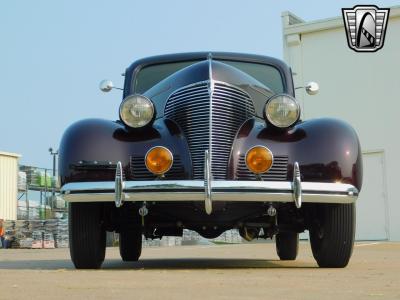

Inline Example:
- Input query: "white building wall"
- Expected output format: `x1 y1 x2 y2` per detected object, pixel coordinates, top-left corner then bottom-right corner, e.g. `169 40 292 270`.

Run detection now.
282 7 400 240
0 151 20 220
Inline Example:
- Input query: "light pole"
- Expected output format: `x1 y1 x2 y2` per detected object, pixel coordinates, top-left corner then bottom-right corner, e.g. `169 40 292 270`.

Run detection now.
48 147 59 206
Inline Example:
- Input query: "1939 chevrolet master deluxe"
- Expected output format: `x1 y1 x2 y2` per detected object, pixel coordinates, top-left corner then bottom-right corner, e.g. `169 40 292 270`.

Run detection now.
59 52 362 269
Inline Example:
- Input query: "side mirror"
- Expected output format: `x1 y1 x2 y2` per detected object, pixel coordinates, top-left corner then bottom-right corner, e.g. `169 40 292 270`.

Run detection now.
305 82 319 95
99 80 114 92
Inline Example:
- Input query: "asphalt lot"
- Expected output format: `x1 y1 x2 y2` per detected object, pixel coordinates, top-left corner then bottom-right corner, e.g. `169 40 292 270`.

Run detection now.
0 242 399 300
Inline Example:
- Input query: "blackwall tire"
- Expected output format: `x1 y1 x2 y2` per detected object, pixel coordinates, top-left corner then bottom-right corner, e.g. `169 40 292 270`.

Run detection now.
119 229 142 261
275 232 299 260
69 202 106 269
309 203 355 268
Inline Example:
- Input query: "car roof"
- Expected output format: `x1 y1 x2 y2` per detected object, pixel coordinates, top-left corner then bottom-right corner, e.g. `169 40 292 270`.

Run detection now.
123 52 293 98
126 52 290 73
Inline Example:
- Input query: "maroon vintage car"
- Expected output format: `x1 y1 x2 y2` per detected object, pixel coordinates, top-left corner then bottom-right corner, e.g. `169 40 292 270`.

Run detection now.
59 52 362 269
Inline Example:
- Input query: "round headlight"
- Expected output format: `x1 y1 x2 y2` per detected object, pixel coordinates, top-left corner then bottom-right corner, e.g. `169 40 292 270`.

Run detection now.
265 94 300 128
119 95 154 128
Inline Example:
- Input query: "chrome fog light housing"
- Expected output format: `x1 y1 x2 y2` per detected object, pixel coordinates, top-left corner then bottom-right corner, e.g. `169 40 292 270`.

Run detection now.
245 145 274 174
145 146 173 175
264 94 300 128
119 94 154 128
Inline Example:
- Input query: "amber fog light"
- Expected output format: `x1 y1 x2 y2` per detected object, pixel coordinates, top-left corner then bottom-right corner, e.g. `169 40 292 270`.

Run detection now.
145 146 173 175
245 146 273 174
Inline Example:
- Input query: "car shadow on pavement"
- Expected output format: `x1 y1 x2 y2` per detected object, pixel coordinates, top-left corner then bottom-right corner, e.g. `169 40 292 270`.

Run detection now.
104 258 318 270
0 258 317 270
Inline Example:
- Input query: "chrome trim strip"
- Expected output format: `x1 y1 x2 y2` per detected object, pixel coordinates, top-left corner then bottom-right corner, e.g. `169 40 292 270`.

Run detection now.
61 180 359 204
207 53 215 94
207 53 214 176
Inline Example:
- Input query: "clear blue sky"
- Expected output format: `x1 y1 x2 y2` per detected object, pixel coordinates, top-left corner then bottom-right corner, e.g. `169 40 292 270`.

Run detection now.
1 0 398 169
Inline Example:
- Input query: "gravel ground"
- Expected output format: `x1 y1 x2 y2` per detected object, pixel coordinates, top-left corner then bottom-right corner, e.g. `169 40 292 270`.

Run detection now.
0 242 399 300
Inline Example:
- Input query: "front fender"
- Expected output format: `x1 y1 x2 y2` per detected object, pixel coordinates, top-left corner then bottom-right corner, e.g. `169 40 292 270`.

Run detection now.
59 118 192 185
230 118 363 191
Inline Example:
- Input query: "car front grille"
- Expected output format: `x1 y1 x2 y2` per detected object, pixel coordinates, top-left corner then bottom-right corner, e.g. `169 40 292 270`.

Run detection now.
164 83 210 179
236 155 289 181
164 81 255 179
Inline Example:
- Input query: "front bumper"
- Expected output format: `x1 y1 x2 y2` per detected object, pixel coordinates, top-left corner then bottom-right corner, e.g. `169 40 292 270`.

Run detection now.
61 160 359 214
61 179 359 211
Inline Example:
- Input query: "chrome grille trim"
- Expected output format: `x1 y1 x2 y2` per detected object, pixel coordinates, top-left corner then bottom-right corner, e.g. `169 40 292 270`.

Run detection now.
164 80 255 179
236 155 289 181
165 82 210 179
208 55 214 180
211 82 255 179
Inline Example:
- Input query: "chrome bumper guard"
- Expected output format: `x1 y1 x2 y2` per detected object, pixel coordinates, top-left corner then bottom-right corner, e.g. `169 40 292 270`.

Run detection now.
61 180 359 213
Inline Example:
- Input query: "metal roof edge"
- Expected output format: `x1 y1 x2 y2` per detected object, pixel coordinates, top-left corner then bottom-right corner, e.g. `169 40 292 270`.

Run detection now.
283 5 400 36
0 151 22 158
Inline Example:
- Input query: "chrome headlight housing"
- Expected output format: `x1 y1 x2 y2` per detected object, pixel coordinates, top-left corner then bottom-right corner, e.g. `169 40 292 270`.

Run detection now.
119 94 154 128
264 94 300 128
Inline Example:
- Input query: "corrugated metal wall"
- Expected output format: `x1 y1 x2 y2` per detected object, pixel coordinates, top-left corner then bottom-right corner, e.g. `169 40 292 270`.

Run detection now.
0 152 20 220
282 8 400 240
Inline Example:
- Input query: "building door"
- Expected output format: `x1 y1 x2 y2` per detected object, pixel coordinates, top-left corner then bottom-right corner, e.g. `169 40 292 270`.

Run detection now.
356 151 389 240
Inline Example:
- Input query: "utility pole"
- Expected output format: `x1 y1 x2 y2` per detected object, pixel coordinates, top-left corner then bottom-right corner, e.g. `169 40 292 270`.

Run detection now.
48 148 59 207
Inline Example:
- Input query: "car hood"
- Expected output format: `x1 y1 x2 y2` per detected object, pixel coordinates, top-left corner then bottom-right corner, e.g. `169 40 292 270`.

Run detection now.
143 59 275 119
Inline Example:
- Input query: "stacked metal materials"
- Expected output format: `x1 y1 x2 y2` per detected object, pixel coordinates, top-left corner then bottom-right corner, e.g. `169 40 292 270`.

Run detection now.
182 229 201 244
53 218 69 248
3 218 241 249
42 219 56 248
18 171 27 191
142 236 161 247
43 233 55 248
142 229 242 247
31 231 43 248
212 229 242 244
30 220 45 249
17 201 40 220
14 220 32 248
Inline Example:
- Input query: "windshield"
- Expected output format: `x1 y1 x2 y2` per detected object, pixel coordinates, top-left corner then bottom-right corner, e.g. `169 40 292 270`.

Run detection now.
134 60 284 94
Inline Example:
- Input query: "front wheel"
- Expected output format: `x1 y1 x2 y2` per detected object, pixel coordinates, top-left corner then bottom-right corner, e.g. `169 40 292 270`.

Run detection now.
309 203 355 268
276 232 299 260
69 202 106 269
119 229 142 261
